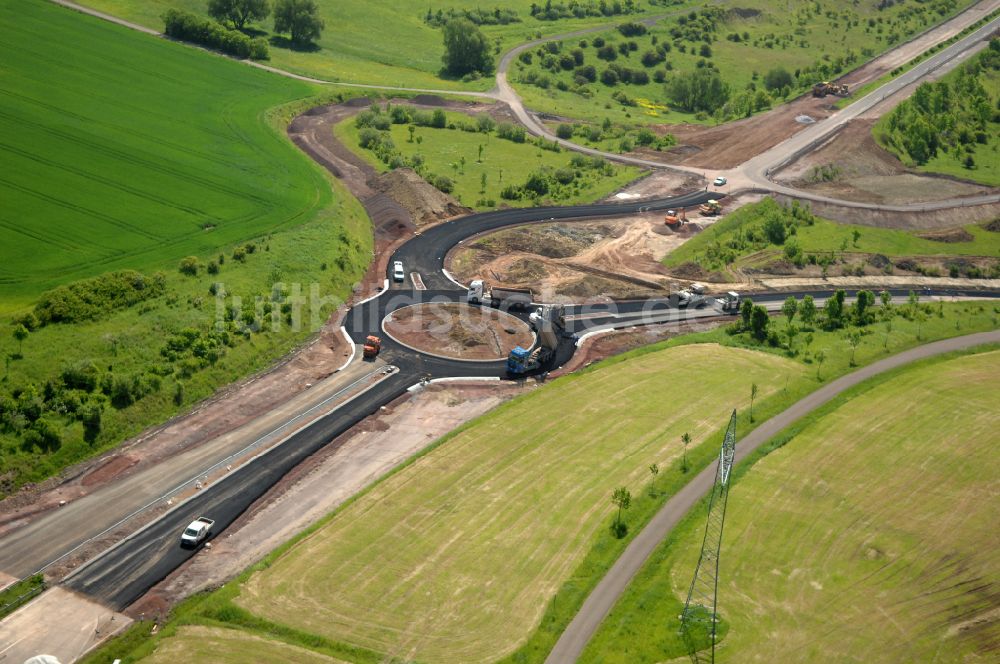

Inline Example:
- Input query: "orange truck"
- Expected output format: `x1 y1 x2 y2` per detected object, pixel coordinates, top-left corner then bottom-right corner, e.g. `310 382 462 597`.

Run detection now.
362 335 381 358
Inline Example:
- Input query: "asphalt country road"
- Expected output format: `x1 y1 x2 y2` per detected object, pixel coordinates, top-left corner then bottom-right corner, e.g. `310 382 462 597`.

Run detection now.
545 328 1000 663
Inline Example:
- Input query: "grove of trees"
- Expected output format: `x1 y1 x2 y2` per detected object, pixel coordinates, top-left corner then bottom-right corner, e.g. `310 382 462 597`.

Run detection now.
442 18 494 77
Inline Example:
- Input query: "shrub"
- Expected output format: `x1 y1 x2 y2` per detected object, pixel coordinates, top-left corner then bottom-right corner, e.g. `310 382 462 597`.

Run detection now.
34 271 165 325
178 256 200 276
162 9 268 60
556 123 575 139
432 175 454 193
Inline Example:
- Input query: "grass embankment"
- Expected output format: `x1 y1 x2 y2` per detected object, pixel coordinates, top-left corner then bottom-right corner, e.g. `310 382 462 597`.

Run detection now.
663 198 1000 280
333 106 640 209
76 0 674 90
875 38 1000 187
512 0 977 126
0 1 372 495
583 348 1000 662
0 574 45 620
84 298 999 664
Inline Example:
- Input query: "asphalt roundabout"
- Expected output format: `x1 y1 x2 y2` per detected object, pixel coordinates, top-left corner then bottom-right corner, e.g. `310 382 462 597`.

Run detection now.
382 302 535 362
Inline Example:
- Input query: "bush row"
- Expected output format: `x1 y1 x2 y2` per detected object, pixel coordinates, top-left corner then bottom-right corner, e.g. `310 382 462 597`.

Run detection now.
163 9 269 60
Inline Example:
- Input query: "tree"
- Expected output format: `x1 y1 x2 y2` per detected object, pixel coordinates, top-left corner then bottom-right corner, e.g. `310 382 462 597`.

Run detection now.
442 18 493 76
845 329 862 366
611 486 632 537
665 68 730 113
750 383 758 422
740 297 754 330
852 228 861 247
750 304 770 341
800 295 817 327
825 289 846 328
648 462 659 496
13 324 28 355
854 290 875 325
763 67 793 91
273 0 323 46
681 432 691 473
208 0 269 30
879 290 892 318
782 296 798 326
762 214 786 244
815 349 826 380
80 402 102 444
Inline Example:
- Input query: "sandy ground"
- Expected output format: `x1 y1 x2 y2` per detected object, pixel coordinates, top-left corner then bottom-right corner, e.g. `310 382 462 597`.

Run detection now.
759 275 1000 290
383 303 535 360
130 382 523 618
447 210 727 301
0 587 131 664
777 119 996 206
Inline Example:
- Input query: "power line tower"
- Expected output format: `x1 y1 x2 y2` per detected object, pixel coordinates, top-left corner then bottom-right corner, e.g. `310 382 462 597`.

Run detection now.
680 410 738 663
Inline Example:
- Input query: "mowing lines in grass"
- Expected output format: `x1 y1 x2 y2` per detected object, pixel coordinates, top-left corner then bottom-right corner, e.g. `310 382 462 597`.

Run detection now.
582 350 1000 663
236 344 803 663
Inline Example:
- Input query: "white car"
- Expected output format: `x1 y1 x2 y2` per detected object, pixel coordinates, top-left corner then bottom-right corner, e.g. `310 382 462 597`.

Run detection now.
392 260 405 282
713 176 727 186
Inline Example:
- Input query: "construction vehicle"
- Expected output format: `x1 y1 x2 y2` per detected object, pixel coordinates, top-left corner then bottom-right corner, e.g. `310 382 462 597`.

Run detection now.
720 291 741 313
670 283 707 308
699 199 722 216
664 207 688 228
362 335 381 359
507 304 565 376
180 517 214 548
812 82 849 98
467 279 533 309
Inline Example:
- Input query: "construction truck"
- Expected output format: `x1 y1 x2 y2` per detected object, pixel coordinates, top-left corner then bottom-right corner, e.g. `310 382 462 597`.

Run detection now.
699 199 722 216
467 279 533 309
507 304 565 376
362 335 381 359
670 283 707 308
812 82 849 98
720 291 741 313
664 208 687 228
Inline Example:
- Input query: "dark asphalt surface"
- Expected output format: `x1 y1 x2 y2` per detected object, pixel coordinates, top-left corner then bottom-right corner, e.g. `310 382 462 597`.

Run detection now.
545 329 1000 663
52 190 1000 612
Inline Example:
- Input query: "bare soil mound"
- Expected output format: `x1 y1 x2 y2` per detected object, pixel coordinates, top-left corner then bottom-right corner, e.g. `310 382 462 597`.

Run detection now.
383 303 534 360
371 168 471 227
919 228 975 243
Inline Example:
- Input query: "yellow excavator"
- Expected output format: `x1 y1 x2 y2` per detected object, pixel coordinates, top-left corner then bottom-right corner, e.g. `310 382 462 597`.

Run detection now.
812 82 849 97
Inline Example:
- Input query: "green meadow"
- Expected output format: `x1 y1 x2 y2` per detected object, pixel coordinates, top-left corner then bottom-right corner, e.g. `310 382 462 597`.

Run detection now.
0 0 338 309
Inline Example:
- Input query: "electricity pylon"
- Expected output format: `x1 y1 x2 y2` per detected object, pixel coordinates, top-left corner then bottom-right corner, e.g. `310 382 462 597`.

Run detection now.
680 410 737 663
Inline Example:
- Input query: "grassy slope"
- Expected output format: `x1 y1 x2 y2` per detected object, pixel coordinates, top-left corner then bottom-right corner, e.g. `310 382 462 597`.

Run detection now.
76 0 675 90
663 198 1000 271
142 625 346 664
234 344 802 663
0 1 372 492
583 349 1000 663
512 0 976 125
0 0 332 307
333 108 640 209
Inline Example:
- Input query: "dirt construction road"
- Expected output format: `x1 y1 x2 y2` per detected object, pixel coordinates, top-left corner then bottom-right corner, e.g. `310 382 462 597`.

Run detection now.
546 328 1000 663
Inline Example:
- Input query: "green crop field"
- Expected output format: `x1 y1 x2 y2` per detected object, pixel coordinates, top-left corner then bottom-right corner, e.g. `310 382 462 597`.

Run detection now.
233 344 801 663
0 0 372 494
0 0 336 308
583 348 1000 662
511 0 976 126
663 198 1000 279
76 0 680 90
333 106 641 209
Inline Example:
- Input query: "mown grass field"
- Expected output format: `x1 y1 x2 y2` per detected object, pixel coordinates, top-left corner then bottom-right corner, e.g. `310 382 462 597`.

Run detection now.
234 344 801 663
512 0 977 125
142 625 346 664
0 0 372 494
0 0 333 308
81 301 1000 664
77 0 678 90
333 107 640 209
583 349 1000 663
